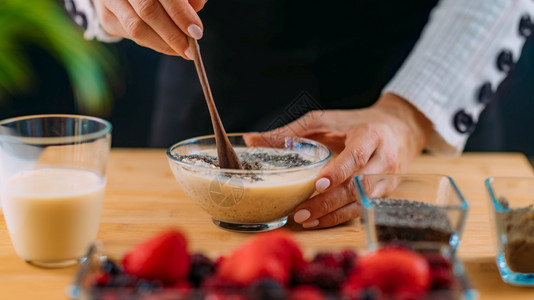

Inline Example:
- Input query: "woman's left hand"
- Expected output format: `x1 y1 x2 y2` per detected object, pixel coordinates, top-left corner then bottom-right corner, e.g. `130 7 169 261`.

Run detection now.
245 93 433 229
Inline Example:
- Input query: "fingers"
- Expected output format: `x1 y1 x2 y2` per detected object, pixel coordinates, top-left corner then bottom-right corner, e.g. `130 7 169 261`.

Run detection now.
98 7 129 37
293 178 359 229
301 130 347 154
243 111 323 148
357 155 400 198
294 146 401 229
357 174 399 199
314 125 380 193
243 129 345 152
293 174 397 230
99 6 178 56
128 0 201 58
98 0 203 58
188 0 207 12
159 0 203 39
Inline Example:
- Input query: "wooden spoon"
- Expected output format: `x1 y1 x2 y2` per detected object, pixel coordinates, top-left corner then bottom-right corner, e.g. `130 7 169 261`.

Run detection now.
187 36 243 169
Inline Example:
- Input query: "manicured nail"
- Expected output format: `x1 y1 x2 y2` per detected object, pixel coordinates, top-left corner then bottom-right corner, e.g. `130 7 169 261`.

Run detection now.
302 219 319 229
188 24 203 40
184 47 193 60
294 209 311 223
315 178 330 192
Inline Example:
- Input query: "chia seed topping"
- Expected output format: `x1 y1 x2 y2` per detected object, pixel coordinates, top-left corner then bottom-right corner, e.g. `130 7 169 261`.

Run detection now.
173 151 313 170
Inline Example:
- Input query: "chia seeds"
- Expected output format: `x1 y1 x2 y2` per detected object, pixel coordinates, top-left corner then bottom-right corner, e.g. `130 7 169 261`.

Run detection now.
173 151 313 170
498 198 534 273
172 149 314 182
239 152 312 169
370 198 454 244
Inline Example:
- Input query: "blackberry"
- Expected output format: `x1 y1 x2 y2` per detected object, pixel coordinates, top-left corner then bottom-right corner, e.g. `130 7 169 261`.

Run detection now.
424 253 452 270
246 278 286 300
312 250 358 276
189 253 216 287
107 273 139 288
102 259 121 275
312 252 344 269
358 288 381 300
136 280 162 293
344 287 381 300
294 263 345 290
430 268 453 290
201 275 240 291
340 250 358 275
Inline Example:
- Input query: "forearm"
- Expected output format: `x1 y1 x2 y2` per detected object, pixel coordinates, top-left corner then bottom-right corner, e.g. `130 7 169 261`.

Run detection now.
384 0 534 154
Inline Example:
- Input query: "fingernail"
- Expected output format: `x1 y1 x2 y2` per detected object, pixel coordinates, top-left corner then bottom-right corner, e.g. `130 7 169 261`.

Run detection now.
188 24 203 40
184 47 193 60
315 178 330 192
302 219 319 229
294 209 311 223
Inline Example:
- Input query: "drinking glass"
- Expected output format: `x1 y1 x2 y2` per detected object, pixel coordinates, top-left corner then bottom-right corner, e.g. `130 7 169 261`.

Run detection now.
0 114 111 268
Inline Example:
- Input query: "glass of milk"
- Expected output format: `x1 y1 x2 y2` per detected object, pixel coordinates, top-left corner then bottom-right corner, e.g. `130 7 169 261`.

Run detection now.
0 114 111 268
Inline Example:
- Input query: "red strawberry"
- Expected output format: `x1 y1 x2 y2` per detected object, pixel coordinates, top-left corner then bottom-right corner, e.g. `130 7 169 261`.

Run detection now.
122 229 190 285
94 273 110 286
290 285 324 300
168 279 194 291
343 247 430 297
217 230 303 286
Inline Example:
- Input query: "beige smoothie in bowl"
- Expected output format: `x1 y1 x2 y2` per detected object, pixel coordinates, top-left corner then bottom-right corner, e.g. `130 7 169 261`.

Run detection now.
167 134 331 232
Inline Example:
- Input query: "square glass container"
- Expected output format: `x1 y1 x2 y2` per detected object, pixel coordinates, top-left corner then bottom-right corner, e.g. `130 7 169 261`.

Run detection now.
355 174 469 251
486 176 534 286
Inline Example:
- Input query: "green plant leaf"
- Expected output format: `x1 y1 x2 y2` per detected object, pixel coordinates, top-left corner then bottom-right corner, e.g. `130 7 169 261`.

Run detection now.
0 0 115 115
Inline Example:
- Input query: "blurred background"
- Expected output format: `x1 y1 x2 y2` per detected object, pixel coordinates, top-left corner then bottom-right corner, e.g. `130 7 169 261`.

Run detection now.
1 0 533 158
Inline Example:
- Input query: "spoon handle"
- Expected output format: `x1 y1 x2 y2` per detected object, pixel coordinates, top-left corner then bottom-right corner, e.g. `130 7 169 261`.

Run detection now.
187 36 242 170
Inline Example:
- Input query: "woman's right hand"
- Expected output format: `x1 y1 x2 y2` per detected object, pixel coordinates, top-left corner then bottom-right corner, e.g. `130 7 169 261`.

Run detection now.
93 0 206 59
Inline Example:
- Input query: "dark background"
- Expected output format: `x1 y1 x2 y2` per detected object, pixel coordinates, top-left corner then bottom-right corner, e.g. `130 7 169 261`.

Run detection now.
1 8 533 155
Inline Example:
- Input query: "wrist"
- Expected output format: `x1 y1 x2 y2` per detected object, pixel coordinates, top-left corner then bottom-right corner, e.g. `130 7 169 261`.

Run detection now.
373 92 433 154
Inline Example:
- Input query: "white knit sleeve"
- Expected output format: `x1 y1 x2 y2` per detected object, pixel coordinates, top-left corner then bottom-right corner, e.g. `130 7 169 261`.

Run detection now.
64 0 122 42
383 0 534 155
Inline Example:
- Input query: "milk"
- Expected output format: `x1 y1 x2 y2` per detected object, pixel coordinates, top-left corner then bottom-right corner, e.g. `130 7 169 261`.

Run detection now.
1 168 105 264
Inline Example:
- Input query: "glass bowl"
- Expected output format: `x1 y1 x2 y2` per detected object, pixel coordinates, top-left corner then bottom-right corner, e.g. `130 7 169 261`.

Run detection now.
166 133 331 232
486 176 534 286
355 174 469 251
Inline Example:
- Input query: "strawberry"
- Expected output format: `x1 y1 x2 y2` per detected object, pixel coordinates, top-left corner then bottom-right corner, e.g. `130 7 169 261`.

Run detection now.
122 229 190 285
290 285 325 300
217 230 303 286
94 273 111 286
343 247 430 297
168 279 194 292
294 261 346 290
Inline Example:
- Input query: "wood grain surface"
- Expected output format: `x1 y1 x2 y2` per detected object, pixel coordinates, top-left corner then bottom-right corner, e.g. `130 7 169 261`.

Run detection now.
1 149 533 299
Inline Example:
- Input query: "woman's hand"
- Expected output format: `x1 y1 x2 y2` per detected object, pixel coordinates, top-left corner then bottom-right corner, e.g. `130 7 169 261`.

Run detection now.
245 93 433 229
93 0 206 58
